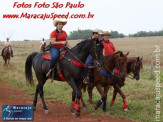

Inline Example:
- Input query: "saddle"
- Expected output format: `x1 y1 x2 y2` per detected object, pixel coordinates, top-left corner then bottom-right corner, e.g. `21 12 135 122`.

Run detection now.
43 47 67 61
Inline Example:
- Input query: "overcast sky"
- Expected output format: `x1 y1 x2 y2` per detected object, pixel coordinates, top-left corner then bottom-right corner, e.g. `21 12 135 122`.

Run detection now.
0 0 163 41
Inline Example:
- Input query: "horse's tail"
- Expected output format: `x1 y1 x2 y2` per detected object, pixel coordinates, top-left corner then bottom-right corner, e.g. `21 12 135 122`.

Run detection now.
25 52 38 86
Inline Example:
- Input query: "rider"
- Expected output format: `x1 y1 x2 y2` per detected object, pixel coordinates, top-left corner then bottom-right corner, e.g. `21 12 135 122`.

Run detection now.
83 29 102 84
1 38 13 57
101 31 116 56
46 19 68 78
40 38 46 51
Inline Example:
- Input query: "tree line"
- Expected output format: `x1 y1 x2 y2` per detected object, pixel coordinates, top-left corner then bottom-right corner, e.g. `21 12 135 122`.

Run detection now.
68 29 163 40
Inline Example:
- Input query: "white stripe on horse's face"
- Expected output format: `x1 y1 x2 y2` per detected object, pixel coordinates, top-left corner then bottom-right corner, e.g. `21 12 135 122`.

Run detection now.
8 47 11 53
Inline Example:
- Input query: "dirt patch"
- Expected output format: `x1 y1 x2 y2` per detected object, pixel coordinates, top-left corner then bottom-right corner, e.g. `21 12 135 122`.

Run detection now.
0 82 134 122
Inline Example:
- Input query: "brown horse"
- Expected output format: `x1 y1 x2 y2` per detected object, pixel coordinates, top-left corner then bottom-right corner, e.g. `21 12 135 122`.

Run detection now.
80 51 129 112
109 57 143 111
86 56 143 111
2 46 12 67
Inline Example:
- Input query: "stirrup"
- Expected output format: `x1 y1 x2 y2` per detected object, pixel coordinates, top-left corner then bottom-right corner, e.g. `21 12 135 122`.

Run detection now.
46 69 52 78
83 77 89 84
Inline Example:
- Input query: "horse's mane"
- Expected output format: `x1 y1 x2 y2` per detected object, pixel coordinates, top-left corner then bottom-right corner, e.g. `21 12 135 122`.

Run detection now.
71 39 94 53
105 51 122 61
71 40 86 52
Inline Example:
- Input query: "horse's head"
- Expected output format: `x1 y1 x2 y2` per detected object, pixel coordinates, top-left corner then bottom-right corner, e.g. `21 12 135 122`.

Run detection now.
89 38 105 67
113 51 129 77
7 45 12 54
132 57 143 80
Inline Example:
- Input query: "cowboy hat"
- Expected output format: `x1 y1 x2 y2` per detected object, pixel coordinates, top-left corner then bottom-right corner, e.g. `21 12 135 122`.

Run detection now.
101 31 111 36
92 29 102 35
53 19 67 27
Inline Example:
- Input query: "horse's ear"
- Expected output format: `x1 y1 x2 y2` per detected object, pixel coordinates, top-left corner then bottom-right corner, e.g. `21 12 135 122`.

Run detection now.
126 51 129 56
140 56 143 60
120 52 123 57
137 57 140 60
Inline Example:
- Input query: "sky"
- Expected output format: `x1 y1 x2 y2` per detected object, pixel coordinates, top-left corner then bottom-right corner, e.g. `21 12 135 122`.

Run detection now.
0 0 163 41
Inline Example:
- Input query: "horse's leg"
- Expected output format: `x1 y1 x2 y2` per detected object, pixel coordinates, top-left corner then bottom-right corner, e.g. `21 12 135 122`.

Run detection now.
114 84 128 111
35 73 49 114
78 84 86 108
102 84 110 112
71 90 76 113
38 82 49 114
110 87 118 106
4 59 7 66
81 94 86 108
33 84 39 111
8 58 10 68
94 83 105 110
68 80 81 117
87 84 94 104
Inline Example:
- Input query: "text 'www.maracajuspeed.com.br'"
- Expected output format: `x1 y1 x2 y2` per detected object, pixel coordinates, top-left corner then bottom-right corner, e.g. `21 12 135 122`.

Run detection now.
3 12 94 20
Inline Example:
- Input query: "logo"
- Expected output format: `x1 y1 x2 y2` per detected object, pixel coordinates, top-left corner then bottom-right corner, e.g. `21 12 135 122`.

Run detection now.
2 105 33 121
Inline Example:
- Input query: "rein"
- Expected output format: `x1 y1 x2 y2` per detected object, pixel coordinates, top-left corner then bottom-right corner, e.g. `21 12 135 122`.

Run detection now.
127 59 138 79
98 55 126 78
64 42 99 68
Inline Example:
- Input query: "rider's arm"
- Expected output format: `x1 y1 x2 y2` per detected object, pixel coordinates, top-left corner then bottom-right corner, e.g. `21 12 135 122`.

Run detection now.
50 38 66 45
103 48 105 56
5 42 7 46
65 40 71 48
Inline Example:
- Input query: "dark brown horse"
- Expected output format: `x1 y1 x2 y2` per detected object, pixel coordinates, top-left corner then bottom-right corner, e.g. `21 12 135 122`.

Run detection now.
109 57 143 111
86 56 143 111
2 45 12 67
80 51 129 112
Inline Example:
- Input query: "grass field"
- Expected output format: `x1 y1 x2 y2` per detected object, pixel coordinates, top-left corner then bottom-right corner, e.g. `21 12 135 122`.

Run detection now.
0 36 163 122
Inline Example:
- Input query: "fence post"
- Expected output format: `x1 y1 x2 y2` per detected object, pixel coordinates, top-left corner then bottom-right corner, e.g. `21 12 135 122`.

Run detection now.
149 54 154 80
32 44 33 51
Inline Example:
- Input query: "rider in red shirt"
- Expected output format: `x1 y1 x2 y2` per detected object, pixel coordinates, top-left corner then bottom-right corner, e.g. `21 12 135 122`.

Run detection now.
46 19 68 78
101 31 116 56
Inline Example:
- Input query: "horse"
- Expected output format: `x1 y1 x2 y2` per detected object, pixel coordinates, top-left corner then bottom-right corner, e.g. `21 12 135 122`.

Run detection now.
41 42 46 52
86 56 143 111
109 57 143 111
25 38 105 117
2 45 12 67
80 51 129 112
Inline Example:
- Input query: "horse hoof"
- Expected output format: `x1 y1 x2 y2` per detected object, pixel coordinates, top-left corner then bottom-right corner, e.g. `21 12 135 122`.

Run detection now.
72 110 80 117
110 104 114 107
88 99 93 104
44 110 49 114
72 112 77 117
33 107 36 111
94 104 98 110
123 108 129 112
82 104 87 108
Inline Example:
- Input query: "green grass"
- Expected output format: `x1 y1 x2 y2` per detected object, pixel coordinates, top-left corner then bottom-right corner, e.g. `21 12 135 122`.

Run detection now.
0 39 163 122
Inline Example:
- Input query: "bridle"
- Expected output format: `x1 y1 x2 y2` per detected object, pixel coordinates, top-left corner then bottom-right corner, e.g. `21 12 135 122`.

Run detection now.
103 54 127 77
64 41 102 68
127 59 141 79
5 46 11 55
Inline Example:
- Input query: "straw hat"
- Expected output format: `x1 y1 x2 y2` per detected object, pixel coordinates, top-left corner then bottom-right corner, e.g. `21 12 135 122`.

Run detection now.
101 31 111 36
53 19 67 27
92 29 102 35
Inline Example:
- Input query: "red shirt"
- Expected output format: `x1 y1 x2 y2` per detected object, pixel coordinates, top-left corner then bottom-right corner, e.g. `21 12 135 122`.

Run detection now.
102 40 116 56
50 30 67 48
